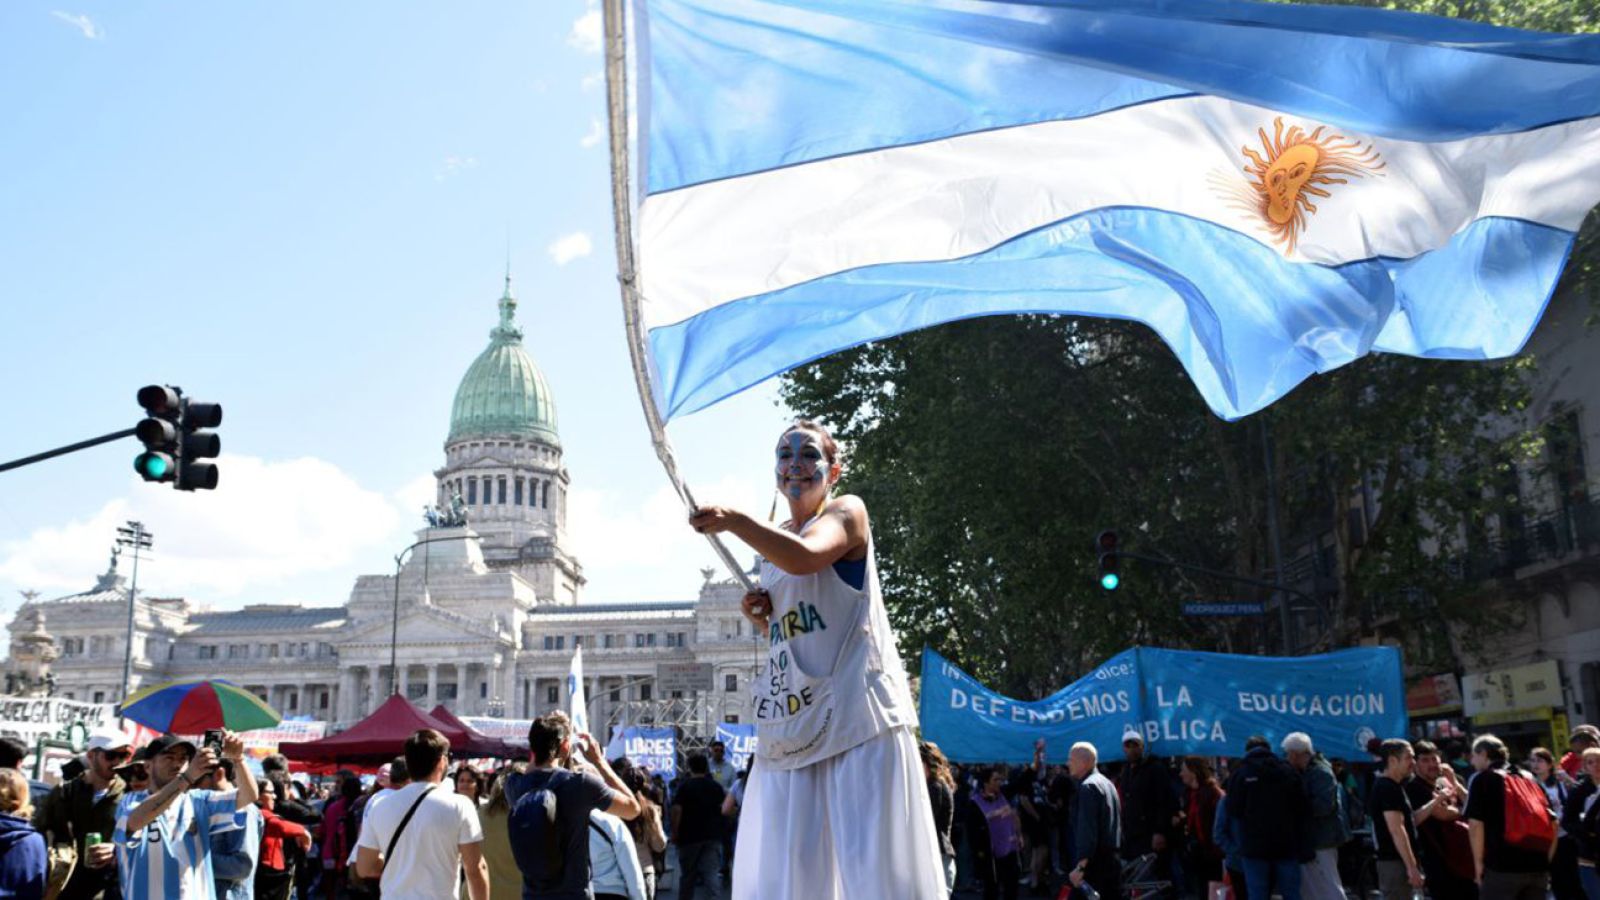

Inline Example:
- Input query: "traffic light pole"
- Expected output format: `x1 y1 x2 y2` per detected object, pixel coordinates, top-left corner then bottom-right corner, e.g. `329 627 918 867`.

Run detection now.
0 428 136 474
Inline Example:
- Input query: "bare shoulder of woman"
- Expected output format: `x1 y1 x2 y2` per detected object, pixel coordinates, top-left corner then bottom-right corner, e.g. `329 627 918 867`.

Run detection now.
827 493 868 519
828 495 870 557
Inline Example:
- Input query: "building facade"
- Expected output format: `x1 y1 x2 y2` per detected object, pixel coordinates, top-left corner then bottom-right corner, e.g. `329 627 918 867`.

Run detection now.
7 277 765 734
1271 285 1600 748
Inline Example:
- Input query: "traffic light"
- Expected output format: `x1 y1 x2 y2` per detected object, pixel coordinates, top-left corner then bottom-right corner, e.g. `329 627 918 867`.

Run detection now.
134 385 180 483
177 399 222 491
1095 529 1121 590
133 385 222 490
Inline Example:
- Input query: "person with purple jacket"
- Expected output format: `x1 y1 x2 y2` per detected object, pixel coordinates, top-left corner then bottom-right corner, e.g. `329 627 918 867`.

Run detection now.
966 767 1022 900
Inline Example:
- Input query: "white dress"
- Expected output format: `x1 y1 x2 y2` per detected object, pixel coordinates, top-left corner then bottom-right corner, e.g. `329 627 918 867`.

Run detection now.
732 521 946 899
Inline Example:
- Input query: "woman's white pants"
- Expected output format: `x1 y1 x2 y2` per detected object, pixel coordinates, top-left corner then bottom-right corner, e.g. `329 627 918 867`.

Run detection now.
731 726 948 899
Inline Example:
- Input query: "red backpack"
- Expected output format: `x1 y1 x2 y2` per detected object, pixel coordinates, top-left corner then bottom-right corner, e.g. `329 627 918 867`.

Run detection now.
1502 768 1556 852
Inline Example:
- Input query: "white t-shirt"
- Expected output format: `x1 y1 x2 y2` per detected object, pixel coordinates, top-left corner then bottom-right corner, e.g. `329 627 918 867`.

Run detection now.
355 781 483 900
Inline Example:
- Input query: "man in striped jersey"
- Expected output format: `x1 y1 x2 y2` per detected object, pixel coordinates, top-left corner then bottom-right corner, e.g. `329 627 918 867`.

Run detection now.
113 732 259 899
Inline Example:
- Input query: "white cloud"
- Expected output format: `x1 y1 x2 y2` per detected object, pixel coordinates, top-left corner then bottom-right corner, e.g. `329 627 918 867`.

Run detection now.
50 11 102 40
434 155 478 182
546 231 593 266
579 118 604 149
581 71 605 93
568 8 602 54
567 476 770 598
0 456 402 600
392 473 440 517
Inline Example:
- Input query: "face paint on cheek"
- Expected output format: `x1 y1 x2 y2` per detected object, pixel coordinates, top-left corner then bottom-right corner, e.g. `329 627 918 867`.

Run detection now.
776 432 826 499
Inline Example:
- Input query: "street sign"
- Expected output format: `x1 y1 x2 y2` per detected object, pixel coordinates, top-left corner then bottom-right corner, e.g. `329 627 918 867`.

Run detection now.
656 662 714 694
1181 602 1265 617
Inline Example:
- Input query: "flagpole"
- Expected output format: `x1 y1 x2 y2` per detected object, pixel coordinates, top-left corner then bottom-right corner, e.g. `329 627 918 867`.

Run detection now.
603 0 756 592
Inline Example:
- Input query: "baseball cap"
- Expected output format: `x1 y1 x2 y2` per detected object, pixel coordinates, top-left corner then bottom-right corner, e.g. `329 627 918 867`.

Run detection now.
85 730 132 754
137 734 197 761
1121 730 1144 746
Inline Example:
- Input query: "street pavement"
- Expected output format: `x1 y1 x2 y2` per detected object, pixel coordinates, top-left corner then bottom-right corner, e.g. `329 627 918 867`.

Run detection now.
650 845 1031 898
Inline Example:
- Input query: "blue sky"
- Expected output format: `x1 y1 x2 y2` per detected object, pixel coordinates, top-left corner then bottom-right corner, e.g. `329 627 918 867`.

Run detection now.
0 1 785 622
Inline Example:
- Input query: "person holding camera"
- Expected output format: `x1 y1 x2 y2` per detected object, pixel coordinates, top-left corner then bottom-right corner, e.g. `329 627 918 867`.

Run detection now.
113 731 259 900
503 712 639 899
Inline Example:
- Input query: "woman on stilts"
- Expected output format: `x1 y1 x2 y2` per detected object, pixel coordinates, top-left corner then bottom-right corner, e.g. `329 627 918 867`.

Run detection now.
689 420 947 900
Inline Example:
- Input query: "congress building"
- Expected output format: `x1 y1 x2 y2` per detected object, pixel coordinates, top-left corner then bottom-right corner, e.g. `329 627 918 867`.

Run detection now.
6 277 763 735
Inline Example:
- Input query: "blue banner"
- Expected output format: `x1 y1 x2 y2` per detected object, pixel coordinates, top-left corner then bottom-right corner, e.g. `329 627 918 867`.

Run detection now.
920 646 1405 763
604 726 677 779
715 723 758 772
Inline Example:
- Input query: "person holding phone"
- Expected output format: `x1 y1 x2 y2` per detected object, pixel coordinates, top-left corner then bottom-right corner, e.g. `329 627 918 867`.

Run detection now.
113 731 259 900
689 420 946 899
502 712 640 900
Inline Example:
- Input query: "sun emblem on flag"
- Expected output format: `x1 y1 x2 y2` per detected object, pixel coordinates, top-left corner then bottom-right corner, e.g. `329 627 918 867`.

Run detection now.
1211 117 1385 254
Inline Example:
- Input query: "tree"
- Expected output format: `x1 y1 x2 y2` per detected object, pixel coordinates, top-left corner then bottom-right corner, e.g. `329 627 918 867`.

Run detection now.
780 0 1593 691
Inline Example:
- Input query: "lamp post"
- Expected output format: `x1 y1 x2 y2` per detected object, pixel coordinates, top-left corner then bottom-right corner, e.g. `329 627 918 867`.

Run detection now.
390 534 471 697
115 521 152 705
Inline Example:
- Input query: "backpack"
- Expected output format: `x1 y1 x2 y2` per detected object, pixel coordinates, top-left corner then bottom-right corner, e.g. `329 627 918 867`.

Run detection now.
1502 768 1556 852
507 771 566 885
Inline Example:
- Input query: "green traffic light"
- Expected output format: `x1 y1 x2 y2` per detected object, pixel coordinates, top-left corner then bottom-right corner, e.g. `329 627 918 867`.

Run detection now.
1100 572 1121 591
135 453 171 479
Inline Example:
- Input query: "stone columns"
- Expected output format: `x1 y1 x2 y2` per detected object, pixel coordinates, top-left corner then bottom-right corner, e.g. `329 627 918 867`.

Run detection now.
427 665 439 707
338 669 356 721
488 654 507 716
398 665 410 701
367 668 381 714
501 661 518 716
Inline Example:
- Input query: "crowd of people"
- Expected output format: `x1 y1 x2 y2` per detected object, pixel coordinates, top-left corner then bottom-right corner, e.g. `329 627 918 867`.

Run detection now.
0 715 759 900
1 714 1597 899
922 725 1600 900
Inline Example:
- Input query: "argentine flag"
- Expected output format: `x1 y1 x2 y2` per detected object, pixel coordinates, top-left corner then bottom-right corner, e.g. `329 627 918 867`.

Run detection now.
627 0 1600 420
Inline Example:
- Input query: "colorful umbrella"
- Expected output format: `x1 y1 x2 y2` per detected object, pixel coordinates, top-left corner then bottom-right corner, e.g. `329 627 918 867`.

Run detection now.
118 678 281 734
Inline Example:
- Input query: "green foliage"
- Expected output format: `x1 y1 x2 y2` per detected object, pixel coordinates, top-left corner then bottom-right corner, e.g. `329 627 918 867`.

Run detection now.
782 317 1537 690
779 0 1594 690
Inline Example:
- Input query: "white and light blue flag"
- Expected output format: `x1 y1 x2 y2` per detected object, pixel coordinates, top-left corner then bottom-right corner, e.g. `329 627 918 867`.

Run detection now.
567 643 589 734
627 0 1600 420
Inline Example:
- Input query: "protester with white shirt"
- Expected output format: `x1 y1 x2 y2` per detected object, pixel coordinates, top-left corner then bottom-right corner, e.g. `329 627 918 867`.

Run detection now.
354 730 487 900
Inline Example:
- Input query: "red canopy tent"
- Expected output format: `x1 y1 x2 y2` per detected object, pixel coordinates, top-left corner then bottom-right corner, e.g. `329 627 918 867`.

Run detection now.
280 695 468 768
428 705 525 760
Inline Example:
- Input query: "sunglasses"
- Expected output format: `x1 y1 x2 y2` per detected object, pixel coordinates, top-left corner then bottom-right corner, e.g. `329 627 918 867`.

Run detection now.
100 748 133 763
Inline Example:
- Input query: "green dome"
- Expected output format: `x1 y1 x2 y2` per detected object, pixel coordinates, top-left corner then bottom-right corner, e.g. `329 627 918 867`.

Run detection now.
448 279 559 445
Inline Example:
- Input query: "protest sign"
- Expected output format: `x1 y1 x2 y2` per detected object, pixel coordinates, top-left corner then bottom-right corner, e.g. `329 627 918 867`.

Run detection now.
605 726 677 779
715 722 757 771
920 646 1404 763
0 697 118 749
460 716 533 748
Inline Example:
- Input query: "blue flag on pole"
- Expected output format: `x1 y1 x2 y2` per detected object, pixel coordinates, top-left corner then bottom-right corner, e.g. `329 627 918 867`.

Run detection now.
627 0 1600 420
919 646 1405 763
